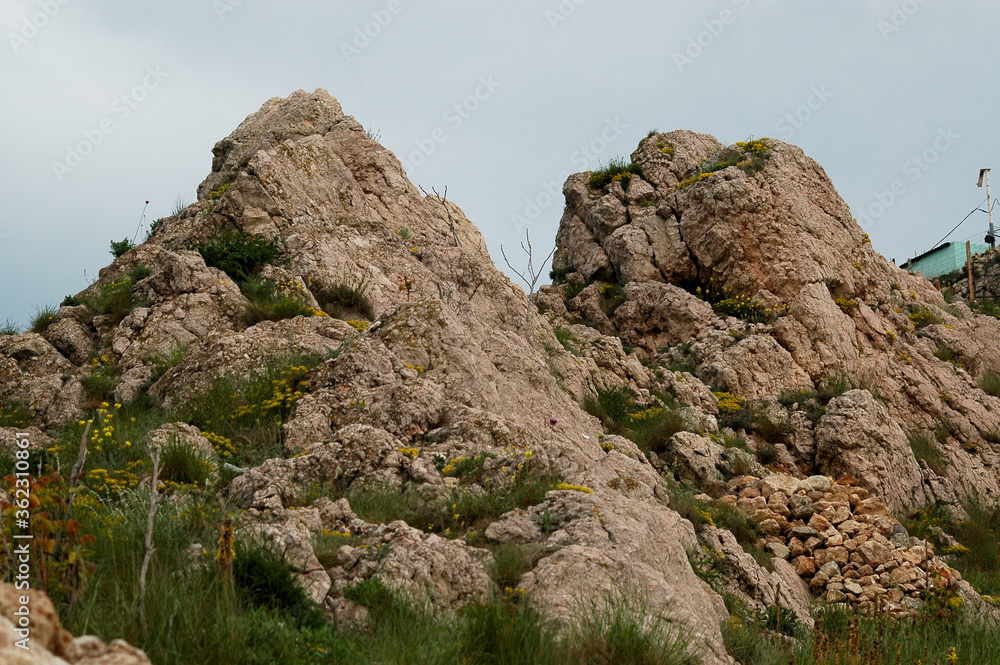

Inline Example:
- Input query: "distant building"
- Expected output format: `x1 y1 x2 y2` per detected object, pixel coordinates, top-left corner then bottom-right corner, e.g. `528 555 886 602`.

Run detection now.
901 242 990 280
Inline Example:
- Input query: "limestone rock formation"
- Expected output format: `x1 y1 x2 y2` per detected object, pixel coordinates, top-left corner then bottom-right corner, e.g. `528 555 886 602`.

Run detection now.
542 129 1000 510
7 90 1000 664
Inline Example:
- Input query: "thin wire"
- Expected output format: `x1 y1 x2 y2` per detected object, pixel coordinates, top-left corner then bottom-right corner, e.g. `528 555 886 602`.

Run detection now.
928 196 988 250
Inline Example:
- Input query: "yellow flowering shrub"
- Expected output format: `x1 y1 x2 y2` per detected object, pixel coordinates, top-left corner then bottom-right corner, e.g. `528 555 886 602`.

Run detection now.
713 392 743 414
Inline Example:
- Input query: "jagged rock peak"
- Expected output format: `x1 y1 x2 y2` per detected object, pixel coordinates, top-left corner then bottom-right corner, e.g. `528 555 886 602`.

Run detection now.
198 89 349 199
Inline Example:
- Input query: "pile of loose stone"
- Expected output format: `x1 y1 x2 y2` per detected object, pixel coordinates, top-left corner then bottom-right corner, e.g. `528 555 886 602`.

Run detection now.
715 473 960 613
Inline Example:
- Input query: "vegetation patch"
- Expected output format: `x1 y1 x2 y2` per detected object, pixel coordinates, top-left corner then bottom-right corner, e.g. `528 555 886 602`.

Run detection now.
30 305 58 334
548 263 574 282
908 431 947 475
978 371 1000 398
110 237 135 258
589 156 645 191
241 277 324 324
692 278 787 323
584 388 690 458
670 486 770 567
597 283 627 316
316 274 375 320
83 265 150 325
158 440 214 489
80 356 121 403
677 138 771 190
553 327 579 356
907 303 944 329
183 354 320 468
346 457 559 540
0 395 34 428
192 229 282 285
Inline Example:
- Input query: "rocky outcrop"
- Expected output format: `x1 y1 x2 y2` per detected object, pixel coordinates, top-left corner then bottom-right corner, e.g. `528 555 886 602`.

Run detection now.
541 129 1000 512
10 90 1000 664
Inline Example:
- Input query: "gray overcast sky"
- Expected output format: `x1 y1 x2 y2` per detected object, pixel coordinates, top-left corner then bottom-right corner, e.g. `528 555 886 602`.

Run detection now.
2 0 998 327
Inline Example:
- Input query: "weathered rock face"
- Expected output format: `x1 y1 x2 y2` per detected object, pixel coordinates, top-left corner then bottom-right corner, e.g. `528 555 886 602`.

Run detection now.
542 129 1000 511
0 583 150 665
814 390 928 514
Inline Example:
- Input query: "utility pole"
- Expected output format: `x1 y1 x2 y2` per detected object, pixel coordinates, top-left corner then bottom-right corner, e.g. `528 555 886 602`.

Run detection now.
978 168 995 248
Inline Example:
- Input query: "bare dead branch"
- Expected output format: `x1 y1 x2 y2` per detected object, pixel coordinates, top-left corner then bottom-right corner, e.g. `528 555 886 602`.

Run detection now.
139 442 162 626
501 230 555 297
420 184 461 247
63 422 91 522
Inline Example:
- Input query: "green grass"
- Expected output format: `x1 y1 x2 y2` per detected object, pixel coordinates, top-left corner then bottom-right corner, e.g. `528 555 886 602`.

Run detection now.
82 264 151 325
583 388 690 458
907 303 945 329
909 431 947 475
979 371 1000 398
460 601 562 665
553 327 579 355
159 440 214 488
146 344 189 383
563 281 587 299
970 298 1000 319
80 359 121 403
668 486 770 567
690 278 785 324
722 593 1000 664
933 344 963 367
317 275 375 320
0 395 34 428
750 413 792 444
948 499 1000 597
589 156 644 190
30 304 58 334
0 318 20 335
232 538 326 629
345 462 560 539
569 591 699 665
488 542 550 591
597 283 627 316
181 353 321 468
240 277 319 324
549 263 574 282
